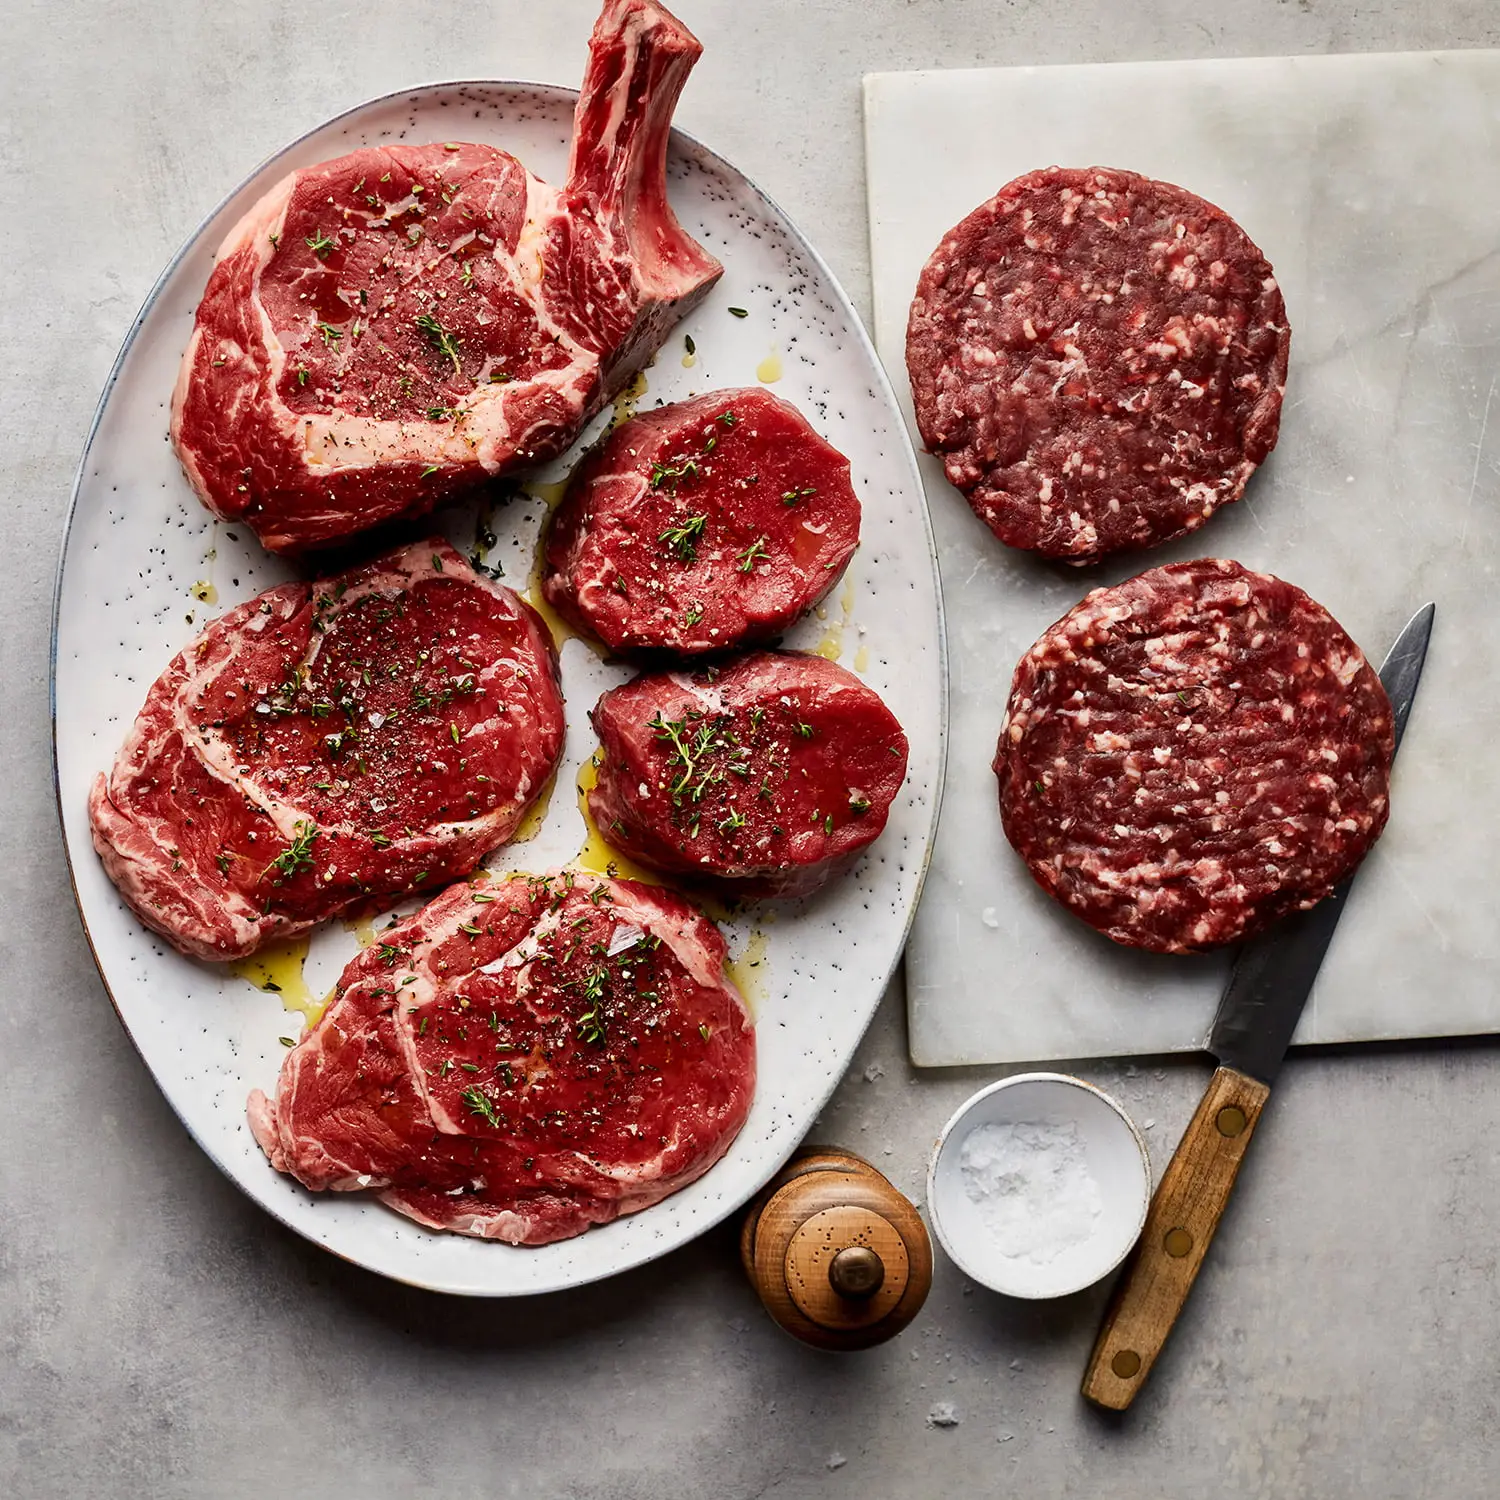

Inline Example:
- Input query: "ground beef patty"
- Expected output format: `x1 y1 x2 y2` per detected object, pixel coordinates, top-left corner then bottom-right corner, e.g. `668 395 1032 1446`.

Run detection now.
907 167 1290 562
994 559 1393 953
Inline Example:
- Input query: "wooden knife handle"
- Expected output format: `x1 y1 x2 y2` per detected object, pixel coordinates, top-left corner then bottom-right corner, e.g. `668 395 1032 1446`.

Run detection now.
1082 1065 1271 1410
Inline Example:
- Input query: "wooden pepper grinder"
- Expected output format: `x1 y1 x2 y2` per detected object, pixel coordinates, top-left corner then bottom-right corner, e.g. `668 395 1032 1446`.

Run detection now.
740 1147 933 1349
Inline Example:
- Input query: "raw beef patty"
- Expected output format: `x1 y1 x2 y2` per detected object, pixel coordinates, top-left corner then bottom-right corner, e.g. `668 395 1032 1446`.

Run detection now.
994 559 1393 952
907 166 1289 563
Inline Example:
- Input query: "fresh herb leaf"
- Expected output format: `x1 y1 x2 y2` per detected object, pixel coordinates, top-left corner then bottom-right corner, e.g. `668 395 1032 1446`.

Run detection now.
659 513 707 565
649 456 700 491
735 536 768 573
413 311 462 375
460 1085 501 1127
267 821 318 882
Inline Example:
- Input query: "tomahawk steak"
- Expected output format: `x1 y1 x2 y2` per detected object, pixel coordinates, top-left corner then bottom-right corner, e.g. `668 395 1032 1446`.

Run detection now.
171 0 723 553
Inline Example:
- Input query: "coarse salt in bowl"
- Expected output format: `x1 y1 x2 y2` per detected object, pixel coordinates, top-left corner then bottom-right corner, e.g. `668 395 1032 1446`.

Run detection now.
926 1073 1151 1299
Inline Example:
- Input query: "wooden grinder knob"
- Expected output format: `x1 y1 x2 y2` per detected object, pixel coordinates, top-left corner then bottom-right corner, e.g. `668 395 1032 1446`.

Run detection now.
740 1147 932 1350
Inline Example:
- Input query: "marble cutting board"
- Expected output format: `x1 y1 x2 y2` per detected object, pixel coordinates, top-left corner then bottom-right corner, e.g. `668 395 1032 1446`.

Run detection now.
864 51 1500 1067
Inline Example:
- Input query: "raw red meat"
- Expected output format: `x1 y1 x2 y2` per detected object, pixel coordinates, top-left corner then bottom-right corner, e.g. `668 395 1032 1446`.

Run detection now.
542 388 861 654
995 559 1393 953
90 540 564 962
907 166 1289 562
171 0 722 554
248 869 755 1245
588 652 909 898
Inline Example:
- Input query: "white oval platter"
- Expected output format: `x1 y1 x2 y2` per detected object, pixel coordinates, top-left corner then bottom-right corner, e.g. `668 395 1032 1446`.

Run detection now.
52 81 945 1296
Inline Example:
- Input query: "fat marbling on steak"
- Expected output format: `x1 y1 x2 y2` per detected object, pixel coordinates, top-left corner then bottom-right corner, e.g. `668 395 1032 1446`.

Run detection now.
171 0 722 554
89 540 564 962
248 869 755 1245
543 388 861 654
907 166 1289 562
994 559 1393 953
589 652 909 898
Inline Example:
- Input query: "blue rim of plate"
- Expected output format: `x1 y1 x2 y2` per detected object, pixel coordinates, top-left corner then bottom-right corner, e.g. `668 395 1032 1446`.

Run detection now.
49 78 949 1295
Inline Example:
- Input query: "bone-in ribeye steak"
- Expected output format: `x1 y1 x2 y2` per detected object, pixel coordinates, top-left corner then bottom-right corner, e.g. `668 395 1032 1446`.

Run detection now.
995 559 1393 953
543 388 861 654
171 0 722 554
89 540 564 962
248 869 755 1244
589 652 910 898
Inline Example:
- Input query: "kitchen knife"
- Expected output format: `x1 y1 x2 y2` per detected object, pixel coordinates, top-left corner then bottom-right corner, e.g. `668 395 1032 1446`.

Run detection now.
1081 602 1435 1411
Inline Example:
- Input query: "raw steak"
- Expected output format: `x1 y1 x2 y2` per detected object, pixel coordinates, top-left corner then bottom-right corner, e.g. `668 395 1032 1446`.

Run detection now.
248 869 755 1245
994 559 1393 953
171 0 722 554
90 540 564 962
543 388 861 654
588 652 909 898
907 166 1289 562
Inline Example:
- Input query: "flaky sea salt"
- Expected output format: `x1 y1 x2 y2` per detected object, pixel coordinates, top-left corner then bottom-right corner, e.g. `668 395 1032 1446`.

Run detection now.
958 1120 1102 1264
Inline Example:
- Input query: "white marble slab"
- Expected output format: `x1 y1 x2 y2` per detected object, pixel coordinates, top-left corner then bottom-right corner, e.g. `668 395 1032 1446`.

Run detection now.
864 51 1500 1066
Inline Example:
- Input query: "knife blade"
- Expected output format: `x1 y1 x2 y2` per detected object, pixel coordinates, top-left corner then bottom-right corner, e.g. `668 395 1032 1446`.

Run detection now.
1207 601 1436 1085
1082 601 1434 1411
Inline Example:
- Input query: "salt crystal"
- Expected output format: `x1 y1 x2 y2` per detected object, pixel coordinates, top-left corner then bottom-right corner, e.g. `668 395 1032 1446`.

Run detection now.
960 1121 1102 1264
826 1452 847 1471
981 906 999 928
927 1402 961 1428
863 1061 885 1082
605 923 643 957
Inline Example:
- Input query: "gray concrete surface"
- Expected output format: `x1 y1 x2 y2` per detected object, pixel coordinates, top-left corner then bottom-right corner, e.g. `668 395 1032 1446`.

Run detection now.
5 2 1500 1496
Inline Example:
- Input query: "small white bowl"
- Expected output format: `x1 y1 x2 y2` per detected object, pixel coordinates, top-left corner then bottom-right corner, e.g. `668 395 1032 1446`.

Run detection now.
926 1073 1151 1300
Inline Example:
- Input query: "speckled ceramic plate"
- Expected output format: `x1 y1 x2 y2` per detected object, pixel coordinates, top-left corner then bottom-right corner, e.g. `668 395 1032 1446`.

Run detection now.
52 82 945 1296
